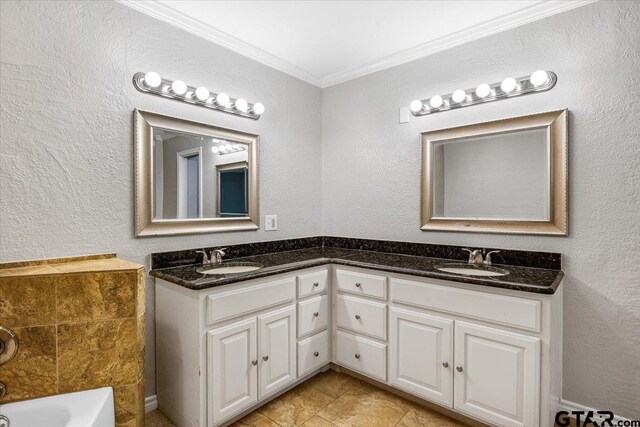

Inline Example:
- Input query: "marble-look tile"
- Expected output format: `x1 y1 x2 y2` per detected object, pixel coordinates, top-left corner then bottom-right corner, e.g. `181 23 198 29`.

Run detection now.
0 264 59 277
231 412 281 427
146 410 175 427
396 403 467 427
136 314 145 382
305 370 360 398
0 326 57 402
57 318 138 391
258 382 335 427
0 253 115 270
56 272 138 323
136 268 145 316
52 258 143 274
299 416 335 427
114 383 138 427
0 276 56 327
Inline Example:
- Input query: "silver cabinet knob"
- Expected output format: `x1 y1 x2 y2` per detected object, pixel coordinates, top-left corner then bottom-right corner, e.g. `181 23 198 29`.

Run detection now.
313 312 319 317
313 351 319 357
355 353 360 359
251 360 258 366
263 355 269 361
442 362 449 368
456 366 463 372
313 282 319 287
355 282 362 288
355 314 361 320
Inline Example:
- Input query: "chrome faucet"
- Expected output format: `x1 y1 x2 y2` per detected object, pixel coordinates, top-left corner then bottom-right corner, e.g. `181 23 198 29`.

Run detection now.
195 248 227 266
462 248 500 266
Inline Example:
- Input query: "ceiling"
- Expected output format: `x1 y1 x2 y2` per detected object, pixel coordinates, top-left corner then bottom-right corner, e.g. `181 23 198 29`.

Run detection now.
120 0 594 88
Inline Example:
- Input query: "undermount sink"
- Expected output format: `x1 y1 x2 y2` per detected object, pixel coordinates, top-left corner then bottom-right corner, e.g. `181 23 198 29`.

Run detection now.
197 262 264 275
437 263 510 277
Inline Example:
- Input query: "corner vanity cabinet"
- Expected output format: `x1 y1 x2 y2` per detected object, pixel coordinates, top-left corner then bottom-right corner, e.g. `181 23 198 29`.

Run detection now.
155 265 561 427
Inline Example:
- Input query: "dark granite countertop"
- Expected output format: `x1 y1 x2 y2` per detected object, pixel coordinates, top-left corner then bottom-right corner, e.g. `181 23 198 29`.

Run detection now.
150 247 563 294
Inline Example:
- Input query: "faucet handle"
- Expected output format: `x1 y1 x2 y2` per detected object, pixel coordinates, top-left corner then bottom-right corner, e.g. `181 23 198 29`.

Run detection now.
212 247 227 255
195 250 210 265
483 250 500 266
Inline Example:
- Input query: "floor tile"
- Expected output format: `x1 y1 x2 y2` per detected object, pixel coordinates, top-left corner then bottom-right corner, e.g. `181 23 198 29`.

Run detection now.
231 412 281 427
305 370 359 398
145 410 175 427
258 382 335 427
396 403 467 427
299 416 335 427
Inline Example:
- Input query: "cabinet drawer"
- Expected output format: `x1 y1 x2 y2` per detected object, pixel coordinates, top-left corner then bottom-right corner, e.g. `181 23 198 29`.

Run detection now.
391 278 541 332
298 330 330 377
207 277 296 325
336 294 387 340
298 295 329 338
336 269 387 300
335 331 386 381
298 269 328 298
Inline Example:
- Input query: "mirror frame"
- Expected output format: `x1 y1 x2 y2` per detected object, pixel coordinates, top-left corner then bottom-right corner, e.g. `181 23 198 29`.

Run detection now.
134 109 259 237
421 109 568 236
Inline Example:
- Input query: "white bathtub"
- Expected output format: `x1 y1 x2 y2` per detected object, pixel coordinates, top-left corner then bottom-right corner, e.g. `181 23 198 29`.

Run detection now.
0 387 114 427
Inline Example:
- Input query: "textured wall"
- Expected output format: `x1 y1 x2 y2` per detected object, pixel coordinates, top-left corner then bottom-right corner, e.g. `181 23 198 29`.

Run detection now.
322 1 640 417
0 1 323 396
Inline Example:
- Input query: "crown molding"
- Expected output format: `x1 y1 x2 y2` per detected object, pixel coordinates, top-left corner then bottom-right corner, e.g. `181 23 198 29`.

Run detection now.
116 0 323 87
320 0 597 87
117 0 596 89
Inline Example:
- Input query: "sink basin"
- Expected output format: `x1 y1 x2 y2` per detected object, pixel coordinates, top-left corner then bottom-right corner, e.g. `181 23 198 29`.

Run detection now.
0 387 115 427
437 263 510 277
197 262 263 275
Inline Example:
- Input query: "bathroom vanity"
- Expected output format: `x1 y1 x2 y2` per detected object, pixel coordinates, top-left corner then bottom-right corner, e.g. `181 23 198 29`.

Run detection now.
151 240 562 427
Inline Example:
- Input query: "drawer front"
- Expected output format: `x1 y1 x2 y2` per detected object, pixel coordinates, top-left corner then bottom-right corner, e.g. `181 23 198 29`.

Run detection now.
335 330 386 381
207 277 296 325
391 278 542 332
298 295 329 338
298 330 330 377
336 269 387 300
298 269 328 298
336 294 387 340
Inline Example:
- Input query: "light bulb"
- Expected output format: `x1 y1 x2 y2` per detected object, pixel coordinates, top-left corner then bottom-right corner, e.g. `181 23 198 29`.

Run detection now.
171 80 187 95
234 98 248 113
409 100 424 113
195 86 210 101
451 89 466 103
530 70 549 87
252 102 265 115
215 92 230 107
233 144 241 150
429 95 444 109
475 83 491 98
211 146 219 154
224 144 233 151
501 77 517 93
144 71 161 88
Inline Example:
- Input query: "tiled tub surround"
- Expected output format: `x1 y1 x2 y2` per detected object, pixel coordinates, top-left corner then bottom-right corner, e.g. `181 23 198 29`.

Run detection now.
150 237 563 294
0 254 145 427
152 238 563 427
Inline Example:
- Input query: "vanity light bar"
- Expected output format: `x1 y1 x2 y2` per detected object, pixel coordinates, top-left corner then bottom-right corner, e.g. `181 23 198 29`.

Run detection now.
211 139 247 155
409 70 557 116
133 71 265 120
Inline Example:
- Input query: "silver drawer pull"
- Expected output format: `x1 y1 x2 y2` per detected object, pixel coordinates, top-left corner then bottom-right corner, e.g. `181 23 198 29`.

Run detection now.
355 314 361 320
456 366 463 372
251 360 258 366
313 351 319 357
313 282 319 287
263 355 269 361
442 362 449 368
355 353 360 359
313 312 319 317
355 282 362 288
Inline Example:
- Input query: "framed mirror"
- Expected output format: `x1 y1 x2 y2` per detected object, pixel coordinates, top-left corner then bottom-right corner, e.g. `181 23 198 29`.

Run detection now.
134 110 259 236
421 109 567 235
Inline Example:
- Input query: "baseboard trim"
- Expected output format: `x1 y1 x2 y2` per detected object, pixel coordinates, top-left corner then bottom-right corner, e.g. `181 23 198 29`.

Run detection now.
558 399 631 424
145 395 158 413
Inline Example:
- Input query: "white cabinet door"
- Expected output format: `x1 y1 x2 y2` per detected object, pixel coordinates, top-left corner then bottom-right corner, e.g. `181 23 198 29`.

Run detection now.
388 307 453 407
454 321 540 427
258 305 297 399
207 318 258 426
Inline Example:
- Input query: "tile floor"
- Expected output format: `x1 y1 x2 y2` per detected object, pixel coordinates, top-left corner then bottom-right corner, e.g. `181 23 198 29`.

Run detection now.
145 370 469 427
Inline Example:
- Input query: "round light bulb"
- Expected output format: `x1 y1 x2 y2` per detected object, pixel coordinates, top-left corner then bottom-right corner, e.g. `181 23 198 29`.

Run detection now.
211 146 219 154
501 77 517 93
233 144 242 150
252 102 265 115
429 95 444 109
171 80 187 95
215 92 230 107
475 83 491 98
409 100 424 113
451 89 466 103
234 98 248 113
195 86 210 101
144 71 161 88
530 70 549 87
224 144 233 151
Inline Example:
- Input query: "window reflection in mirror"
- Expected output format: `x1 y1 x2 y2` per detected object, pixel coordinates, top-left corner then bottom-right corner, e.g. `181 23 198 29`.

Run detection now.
153 129 250 220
